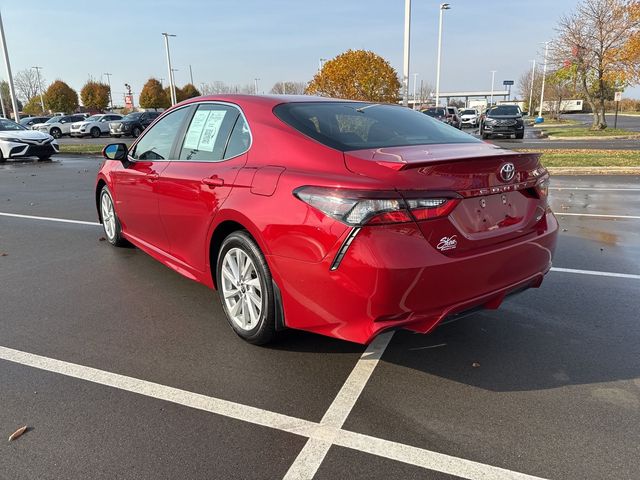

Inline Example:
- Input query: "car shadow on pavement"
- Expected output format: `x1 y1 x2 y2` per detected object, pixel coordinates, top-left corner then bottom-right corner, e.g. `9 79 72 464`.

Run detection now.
381 289 640 393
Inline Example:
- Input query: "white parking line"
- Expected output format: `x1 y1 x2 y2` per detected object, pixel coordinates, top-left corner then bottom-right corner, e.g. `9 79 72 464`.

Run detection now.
551 267 640 280
551 187 640 192
555 212 640 219
283 332 393 480
0 212 100 226
0 344 548 480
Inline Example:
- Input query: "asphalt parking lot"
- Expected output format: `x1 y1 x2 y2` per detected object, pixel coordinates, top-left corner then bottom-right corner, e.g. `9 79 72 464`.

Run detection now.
1 156 639 479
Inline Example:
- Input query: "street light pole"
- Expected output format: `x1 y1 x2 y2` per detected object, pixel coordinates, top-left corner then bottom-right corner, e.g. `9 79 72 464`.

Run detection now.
33 66 45 112
402 0 411 107
189 64 194 85
489 70 496 106
528 60 536 116
318 58 327 72
161 32 177 105
0 11 20 121
254 78 260 95
434 3 450 108
538 41 549 120
103 72 113 110
412 73 418 110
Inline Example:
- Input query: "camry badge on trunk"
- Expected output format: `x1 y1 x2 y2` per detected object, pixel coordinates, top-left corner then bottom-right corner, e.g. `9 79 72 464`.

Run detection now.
500 163 515 182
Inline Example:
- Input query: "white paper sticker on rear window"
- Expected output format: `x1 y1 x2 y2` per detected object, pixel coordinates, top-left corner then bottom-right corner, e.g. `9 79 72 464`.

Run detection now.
183 109 227 152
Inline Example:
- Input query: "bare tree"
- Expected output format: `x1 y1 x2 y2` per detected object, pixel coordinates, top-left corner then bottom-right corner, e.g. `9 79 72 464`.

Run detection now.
551 0 640 129
270 81 307 95
417 82 434 108
518 69 543 115
14 68 45 103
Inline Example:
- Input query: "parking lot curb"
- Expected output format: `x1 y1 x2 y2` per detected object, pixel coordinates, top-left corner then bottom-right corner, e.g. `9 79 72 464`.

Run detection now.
547 166 640 175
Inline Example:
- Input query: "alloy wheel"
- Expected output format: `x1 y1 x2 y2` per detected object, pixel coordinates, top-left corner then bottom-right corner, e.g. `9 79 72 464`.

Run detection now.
221 247 263 331
101 192 116 241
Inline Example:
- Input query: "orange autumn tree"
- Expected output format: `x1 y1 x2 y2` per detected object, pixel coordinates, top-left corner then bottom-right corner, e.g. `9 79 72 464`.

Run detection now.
305 49 401 103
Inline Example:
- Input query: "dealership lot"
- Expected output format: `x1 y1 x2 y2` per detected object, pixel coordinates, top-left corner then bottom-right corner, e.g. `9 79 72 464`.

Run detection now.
1 157 639 479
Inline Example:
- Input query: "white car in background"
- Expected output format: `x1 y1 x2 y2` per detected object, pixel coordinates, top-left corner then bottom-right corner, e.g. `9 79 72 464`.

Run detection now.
459 108 480 128
33 114 87 139
70 114 123 138
0 118 58 162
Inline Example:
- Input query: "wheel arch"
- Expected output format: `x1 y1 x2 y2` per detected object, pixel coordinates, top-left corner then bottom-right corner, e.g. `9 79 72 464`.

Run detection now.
95 177 108 223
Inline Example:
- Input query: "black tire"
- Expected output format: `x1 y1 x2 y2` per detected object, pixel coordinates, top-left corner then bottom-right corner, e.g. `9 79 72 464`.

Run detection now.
0 151 5 163
515 132 524 139
132 126 142 138
216 231 277 345
90 127 101 138
50 127 62 139
99 186 127 247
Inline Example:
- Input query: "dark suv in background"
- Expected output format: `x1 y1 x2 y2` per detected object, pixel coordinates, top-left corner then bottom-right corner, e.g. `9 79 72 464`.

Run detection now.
109 111 160 138
480 105 525 139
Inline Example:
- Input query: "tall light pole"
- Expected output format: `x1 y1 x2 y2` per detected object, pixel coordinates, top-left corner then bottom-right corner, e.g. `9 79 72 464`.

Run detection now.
33 66 45 112
434 3 450 108
538 41 550 119
103 72 113 110
0 11 20 121
318 58 327 72
489 70 497 106
528 60 536 116
162 32 177 105
412 73 419 109
402 0 411 107
254 78 260 95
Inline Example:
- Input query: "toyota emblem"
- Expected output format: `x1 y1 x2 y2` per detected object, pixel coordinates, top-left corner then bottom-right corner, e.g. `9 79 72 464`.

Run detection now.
500 163 515 182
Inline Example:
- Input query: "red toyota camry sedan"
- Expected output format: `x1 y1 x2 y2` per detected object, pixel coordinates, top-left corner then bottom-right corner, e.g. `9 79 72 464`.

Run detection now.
96 95 558 345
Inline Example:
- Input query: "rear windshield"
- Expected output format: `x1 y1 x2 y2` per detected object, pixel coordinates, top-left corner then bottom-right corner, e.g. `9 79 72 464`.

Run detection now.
274 102 479 151
488 105 521 116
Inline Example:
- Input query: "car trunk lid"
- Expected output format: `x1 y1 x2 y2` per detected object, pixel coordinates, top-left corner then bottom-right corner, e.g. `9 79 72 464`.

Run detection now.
344 143 549 254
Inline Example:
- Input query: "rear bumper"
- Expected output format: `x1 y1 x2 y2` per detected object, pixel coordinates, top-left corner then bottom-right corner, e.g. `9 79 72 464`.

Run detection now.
268 210 558 344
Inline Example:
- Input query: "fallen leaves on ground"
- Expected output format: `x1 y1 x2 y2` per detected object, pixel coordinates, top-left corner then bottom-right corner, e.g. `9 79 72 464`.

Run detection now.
472 362 481 368
8 426 28 442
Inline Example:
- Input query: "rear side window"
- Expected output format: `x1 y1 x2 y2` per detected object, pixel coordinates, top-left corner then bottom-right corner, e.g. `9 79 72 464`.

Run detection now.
224 115 251 159
274 102 479 151
178 104 239 162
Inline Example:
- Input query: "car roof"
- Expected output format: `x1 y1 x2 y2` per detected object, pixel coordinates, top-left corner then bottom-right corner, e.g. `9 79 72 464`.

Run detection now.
177 94 364 109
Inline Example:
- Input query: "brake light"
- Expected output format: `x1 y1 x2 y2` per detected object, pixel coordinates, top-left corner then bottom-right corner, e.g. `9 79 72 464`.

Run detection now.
294 187 458 226
406 198 461 220
535 176 550 199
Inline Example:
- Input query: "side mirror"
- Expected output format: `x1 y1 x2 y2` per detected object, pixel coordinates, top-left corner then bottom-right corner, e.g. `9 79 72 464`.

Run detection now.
103 143 128 161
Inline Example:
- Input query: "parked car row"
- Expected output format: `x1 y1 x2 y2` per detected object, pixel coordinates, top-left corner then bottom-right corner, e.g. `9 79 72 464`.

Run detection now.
16 110 161 139
421 104 525 139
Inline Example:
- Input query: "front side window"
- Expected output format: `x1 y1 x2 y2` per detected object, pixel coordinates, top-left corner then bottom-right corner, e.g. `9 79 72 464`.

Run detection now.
131 107 189 161
178 104 239 162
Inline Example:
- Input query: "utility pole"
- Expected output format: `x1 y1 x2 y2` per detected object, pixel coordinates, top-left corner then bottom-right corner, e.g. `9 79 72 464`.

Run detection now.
0 11 20 121
489 70 496 107
162 32 177 105
538 41 549 119
254 78 260 95
103 72 113 110
402 0 411 107
189 64 194 85
33 66 45 112
528 60 536 116
434 3 450 108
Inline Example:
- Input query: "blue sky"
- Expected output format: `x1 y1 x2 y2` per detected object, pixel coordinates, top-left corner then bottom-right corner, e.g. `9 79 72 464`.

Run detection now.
2 0 638 104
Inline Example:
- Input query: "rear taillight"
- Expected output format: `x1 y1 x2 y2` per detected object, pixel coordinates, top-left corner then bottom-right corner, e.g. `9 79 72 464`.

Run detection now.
535 176 550 199
294 186 458 226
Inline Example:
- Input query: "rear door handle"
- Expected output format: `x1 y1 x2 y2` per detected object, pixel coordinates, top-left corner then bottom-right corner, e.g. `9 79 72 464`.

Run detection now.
202 176 224 188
